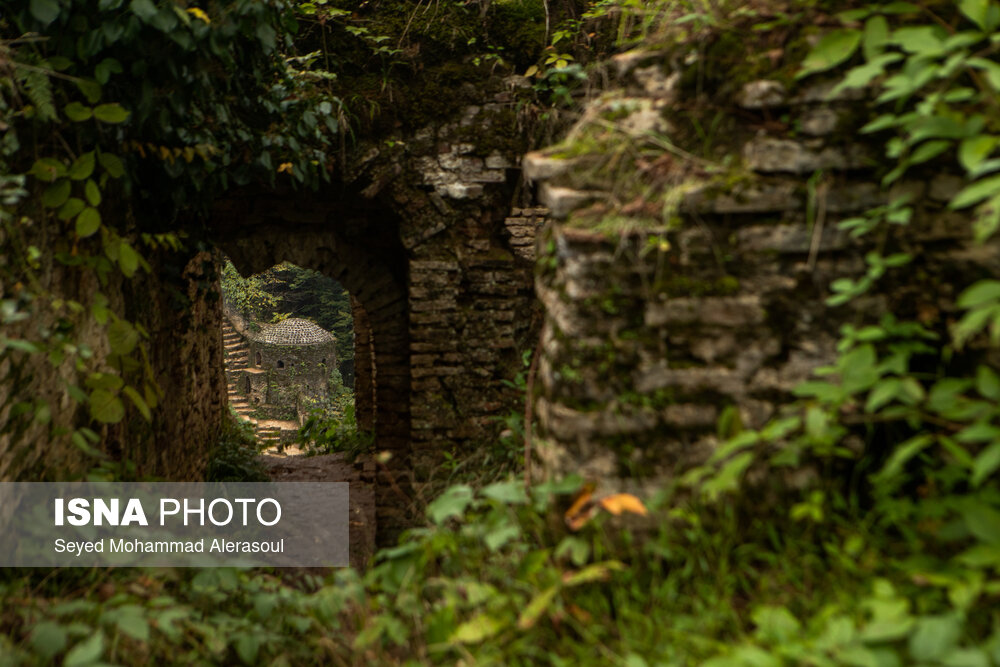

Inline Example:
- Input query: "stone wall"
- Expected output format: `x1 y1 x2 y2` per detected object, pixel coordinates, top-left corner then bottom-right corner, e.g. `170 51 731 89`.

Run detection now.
213 81 546 537
527 51 1000 491
0 242 226 482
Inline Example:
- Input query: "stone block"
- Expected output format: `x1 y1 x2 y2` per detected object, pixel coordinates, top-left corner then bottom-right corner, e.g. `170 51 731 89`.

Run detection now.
522 152 578 181
437 182 484 199
645 296 765 328
540 183 599 218
743 136 871 173
799 107 839 136
737 80 787 109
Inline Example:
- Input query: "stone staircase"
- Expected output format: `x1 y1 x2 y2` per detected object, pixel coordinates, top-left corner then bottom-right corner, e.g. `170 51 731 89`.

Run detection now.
223 322 249 371
223 321 258 430
223 320 302 454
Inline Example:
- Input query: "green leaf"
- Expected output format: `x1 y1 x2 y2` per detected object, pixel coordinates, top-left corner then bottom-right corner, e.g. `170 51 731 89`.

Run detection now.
892 25 947 56
702 451 754 500
961 501 1000 545
957 280 1000 308
481 481 529 504
42 179 71 208
256 22 277 50
834 53 902 94
862 15 889 60
122 386 151 421
68 152 95 180
951 175 1000 209
130 0 157 22
234 633 259 665
76 79 101 104
30 158 66 182
752 606 802 643
908 140 950 166
555 536 590 566
968 57 1000 91
64 102 93 122
449 614 505 644
29 0 61 26
956 422 1000 443
909 615 962 662
76 207 101 237
942 649 991 667
86 372 124 392
797 29 862 79
972 442 1000 487
89 389 125 424
427 484 473 524
563 561 624 586
108 605 150 642
517 586 559 629
108 320 139 355
30 622 68 661
840 344 879 394
959 135 999 174
861 114 900 134
874 435 934 483
93 103 129 123
63 630 104 667
58 197 86 221
84 179 101 206
98 152 125 178
976 365 1000 400
960 0 991 30
94 58 123 85
119 241 140 277
866 378 900 413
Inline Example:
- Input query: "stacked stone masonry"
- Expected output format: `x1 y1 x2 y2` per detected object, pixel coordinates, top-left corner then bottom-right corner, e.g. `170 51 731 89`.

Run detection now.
212 78 545 541
527 52 1000 493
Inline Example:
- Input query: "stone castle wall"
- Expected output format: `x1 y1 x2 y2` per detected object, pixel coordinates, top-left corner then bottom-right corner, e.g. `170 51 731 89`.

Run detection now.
526 51 1000 492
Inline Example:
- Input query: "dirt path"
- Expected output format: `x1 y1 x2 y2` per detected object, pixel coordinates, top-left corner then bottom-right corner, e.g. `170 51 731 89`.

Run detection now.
261 453 376 570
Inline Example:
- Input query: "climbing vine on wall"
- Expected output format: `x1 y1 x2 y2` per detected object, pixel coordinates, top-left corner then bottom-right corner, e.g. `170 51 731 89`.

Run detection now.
678 2 1000 662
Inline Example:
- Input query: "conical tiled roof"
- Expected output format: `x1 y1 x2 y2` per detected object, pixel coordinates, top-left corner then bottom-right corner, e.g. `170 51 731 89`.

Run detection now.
249 318 335 346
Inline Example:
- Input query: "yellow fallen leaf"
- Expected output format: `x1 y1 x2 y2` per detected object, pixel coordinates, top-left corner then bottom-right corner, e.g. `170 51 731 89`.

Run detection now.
277 162 293 174
563 482 597 531
186 7 210 22
598 493 648 517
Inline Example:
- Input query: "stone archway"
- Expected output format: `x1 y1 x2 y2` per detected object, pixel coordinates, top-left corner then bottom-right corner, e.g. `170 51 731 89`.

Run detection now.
213 193 414 537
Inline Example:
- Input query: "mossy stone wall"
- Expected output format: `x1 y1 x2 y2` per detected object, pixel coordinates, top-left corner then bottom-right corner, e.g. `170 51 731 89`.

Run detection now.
529 50 1000 492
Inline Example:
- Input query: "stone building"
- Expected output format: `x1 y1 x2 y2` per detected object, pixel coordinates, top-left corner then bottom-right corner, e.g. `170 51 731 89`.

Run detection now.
232 316 338 422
